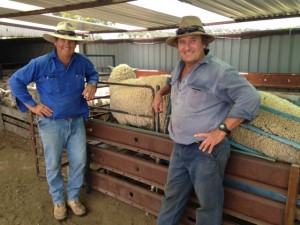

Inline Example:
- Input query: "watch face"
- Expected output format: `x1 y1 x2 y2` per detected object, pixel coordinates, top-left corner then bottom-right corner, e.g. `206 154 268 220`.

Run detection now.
220 124 225 129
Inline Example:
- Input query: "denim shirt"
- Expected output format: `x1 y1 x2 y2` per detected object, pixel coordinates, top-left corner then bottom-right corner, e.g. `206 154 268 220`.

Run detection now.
8 50 99 119
168 52 261 145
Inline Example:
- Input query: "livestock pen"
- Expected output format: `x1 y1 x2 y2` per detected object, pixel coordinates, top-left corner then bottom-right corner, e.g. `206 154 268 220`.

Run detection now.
84 71 300 225
2 71 298 225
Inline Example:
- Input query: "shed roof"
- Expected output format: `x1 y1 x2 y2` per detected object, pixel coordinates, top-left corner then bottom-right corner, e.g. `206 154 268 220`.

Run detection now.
0 0 299 34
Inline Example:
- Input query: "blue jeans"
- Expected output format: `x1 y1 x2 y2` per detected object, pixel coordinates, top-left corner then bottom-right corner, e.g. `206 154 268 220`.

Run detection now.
157 138 230 225
37 116 87 204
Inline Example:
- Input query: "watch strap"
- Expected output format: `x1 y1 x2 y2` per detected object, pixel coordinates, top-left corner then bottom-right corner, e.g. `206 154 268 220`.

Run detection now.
219 123 231 135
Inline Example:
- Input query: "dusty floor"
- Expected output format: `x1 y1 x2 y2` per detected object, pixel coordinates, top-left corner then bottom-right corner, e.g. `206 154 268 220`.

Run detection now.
0 130 157 225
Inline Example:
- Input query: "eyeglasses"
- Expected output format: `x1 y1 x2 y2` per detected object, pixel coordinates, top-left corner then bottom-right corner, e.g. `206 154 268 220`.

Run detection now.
176 25 204 35
55 30 76 37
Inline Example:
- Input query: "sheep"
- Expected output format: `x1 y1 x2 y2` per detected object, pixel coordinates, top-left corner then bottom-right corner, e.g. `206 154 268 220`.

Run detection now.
107 64 171 132
107 65 300 163
231 91 300 164
0 85 40 109
88 86 110 121
0 88 15 108
0 88 10 98
88 86 110 107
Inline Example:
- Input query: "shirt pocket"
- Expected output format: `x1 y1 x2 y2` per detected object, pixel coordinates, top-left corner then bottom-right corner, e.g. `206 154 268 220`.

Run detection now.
185 86 207 112
43 73 66 94
73 74 86 90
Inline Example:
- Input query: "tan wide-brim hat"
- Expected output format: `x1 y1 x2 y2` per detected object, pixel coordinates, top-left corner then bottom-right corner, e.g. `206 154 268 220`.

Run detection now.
43 21 90 43
166 16 215 47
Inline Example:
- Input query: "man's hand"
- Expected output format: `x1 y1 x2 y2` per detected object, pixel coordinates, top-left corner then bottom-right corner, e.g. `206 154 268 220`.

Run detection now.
152 85 171 113
194 129 227 154
26 103 53 118
82 83 97 100
152 92 164 113
195 118 245 154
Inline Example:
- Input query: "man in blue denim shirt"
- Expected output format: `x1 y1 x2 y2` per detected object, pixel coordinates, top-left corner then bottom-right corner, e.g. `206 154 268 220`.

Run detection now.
9 22 99 220
152 16 261 225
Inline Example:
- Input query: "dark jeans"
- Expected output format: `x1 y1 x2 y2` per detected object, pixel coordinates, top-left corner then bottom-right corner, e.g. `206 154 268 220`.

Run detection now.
157 138 230 225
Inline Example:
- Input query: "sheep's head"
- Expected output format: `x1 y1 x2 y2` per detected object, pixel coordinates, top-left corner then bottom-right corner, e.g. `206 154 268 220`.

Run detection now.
108 64 137 82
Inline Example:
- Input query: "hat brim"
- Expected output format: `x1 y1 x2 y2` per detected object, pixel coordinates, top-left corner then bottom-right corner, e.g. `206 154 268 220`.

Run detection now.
166 31 215 47
43 33 90 43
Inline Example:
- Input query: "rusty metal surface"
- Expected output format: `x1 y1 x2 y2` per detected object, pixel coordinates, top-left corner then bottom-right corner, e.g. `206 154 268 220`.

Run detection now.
224 186 285 224
129 70 300 90
90 171 162 216
285 164 300 224
86 120 173 160
225 153 291 189
241 73 300 89
223 209 273 225
134 70 171 78
86 119 300 224
89 145 168 189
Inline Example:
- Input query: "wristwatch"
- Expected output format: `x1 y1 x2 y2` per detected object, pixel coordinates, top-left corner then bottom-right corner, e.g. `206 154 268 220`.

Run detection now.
219 123 231 135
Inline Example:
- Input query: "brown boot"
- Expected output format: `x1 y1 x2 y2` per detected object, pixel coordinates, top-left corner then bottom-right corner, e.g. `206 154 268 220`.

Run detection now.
53 203 67 220
67 200 87 216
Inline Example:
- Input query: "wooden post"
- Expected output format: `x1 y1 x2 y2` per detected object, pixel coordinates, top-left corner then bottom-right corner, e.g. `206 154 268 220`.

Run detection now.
0 106 4 130
28 111 40 176
284 164 300 225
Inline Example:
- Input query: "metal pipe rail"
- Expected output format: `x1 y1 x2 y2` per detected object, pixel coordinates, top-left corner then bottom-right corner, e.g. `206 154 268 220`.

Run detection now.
89 80 158 131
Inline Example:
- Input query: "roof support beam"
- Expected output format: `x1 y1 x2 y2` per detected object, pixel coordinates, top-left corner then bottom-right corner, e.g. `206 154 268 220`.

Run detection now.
0 0 136 18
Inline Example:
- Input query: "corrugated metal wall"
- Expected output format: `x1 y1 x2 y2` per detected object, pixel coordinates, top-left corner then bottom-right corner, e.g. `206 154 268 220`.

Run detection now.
83 33 300 74
0 25 45 38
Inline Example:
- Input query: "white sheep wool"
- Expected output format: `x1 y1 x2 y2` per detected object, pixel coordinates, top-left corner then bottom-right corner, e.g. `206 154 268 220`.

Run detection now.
107 66 300 164
0 86 39 109
108 64 137 82
231 91 300 164
108 64 171 132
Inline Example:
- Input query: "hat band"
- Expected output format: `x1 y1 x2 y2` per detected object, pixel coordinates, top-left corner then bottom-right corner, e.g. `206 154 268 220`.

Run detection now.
55 30 76 37
176 25 205 35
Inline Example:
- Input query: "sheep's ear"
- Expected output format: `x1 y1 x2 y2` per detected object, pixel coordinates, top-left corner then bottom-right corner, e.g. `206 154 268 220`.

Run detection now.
132 67 138 71
108 65 115 70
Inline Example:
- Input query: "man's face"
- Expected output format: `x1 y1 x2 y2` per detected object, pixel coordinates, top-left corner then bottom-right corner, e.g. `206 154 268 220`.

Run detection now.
177 35 206 65
54 38 76 58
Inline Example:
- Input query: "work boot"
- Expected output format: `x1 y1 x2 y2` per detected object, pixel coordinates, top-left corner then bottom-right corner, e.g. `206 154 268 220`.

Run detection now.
53 203 67 220
67 200 87 216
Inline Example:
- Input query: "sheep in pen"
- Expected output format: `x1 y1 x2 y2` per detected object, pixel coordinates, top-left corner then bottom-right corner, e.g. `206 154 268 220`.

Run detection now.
0 78 40 109
107 64 171 133
231 91 300 164
106 64 300 165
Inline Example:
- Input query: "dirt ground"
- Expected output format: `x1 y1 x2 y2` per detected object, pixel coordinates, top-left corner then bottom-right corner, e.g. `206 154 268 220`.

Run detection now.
0 129 157 225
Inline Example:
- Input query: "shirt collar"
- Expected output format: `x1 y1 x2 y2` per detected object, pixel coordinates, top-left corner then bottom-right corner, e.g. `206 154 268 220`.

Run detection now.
50 49 77 61
178 50 212 68
172 50 213 81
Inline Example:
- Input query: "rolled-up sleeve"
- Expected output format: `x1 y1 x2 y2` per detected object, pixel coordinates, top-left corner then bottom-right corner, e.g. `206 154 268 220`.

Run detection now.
8 62 37 112
83 56 99 84
223 69 261 121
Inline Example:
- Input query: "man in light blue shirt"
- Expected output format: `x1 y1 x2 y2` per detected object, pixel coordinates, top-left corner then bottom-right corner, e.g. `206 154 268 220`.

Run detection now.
9 22 99 220
152 16 260 225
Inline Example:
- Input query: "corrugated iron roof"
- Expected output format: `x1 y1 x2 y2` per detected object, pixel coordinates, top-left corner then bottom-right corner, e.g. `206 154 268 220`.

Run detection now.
183 0 300 22
0 0 299 35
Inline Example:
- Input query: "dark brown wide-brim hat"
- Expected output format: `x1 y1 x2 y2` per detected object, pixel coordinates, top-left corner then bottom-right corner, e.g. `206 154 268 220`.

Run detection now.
43 21 90 43
166 16 216 47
